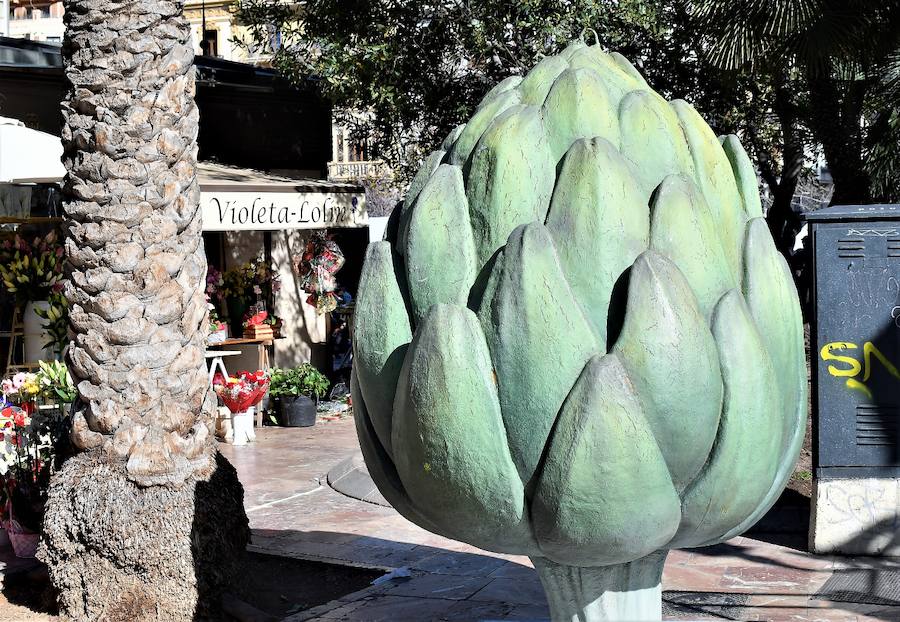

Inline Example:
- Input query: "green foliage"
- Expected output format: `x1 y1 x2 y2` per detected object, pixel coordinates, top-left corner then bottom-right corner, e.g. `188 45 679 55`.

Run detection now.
237 0 900 242
236 0 722 182
268 364 330 399
34 292 69 358
35 360 77 405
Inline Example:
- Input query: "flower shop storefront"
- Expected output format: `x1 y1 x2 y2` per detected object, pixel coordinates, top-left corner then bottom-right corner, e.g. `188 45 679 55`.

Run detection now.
197 163 367 403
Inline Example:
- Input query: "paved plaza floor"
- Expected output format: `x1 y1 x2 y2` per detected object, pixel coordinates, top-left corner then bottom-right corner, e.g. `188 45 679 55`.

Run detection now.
218 418 900 622
0 416 897 621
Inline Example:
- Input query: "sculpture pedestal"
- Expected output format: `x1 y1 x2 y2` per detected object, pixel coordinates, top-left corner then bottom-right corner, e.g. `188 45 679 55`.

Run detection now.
532 551 667 622
810 477 900 555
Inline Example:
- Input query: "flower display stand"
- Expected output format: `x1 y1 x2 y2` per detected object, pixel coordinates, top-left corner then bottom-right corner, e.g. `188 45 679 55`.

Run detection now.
226 407 256 446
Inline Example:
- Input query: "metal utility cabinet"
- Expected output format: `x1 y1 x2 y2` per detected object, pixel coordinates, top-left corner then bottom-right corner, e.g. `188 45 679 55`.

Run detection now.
808 204 900 555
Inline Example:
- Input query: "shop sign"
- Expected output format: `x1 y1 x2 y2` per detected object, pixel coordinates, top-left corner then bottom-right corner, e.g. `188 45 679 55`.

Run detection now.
201 191 367 231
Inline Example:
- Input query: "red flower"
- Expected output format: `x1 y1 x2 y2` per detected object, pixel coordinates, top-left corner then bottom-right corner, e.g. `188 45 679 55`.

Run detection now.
243 311 268 327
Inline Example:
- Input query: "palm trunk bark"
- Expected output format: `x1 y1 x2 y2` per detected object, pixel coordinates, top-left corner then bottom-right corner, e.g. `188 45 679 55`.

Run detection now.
806 65 872 205
39 0 249 619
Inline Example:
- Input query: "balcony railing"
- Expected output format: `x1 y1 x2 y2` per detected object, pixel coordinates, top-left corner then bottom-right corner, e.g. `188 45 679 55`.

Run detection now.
327 160 389 181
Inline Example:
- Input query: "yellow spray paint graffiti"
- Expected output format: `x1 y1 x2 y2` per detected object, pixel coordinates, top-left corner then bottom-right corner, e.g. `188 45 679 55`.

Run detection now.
821 341 900 399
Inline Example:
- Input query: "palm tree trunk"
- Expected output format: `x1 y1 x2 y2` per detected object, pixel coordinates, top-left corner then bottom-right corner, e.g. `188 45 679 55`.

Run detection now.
40 0 249 619
806 66 872 205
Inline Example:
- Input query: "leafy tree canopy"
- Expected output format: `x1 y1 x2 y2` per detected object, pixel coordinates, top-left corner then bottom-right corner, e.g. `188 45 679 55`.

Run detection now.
236 0 897 208
237 1 755 181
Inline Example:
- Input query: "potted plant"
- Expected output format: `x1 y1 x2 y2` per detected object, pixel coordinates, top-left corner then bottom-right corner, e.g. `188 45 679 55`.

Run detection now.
0 233 65 363
269 364 329 427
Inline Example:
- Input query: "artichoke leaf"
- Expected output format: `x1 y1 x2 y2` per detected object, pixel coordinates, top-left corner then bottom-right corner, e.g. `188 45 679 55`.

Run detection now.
532 353 681 566
478 222 600 489
466 105 555 265
671 100 747 280
721 135 763 219
405 164 478 324
402 149 446 211
612 250 723 492
648 175 735 319
543 68 620 161
392 304 538 555
720 219 808 539
742 218 805 428
518 54 569 105
545 137 649 345
449 89 521 166
353 241 412 459
567 46 645 105
477 75 524 111
559 38 587 60
610 52 649 87
441 124 466 151
351 371 444 536
619 90 695 196
670 290 784 548
397 149 446 254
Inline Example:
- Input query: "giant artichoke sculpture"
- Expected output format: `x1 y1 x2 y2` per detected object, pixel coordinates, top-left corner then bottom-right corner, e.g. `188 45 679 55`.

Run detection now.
352 39 805 622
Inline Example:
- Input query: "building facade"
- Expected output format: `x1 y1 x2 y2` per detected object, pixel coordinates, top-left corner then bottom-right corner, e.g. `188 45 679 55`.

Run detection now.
7 1 64 43
183 0 260 63
4 0 268 63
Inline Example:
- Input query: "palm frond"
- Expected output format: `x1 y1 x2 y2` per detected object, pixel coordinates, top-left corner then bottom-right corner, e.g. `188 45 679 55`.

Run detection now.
686 0 899 72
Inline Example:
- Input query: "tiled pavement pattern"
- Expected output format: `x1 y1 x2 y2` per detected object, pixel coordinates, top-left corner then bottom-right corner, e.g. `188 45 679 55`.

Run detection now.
220 420 900 622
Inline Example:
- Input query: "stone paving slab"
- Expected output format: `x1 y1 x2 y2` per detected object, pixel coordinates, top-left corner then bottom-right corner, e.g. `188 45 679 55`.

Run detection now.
220 421 900 622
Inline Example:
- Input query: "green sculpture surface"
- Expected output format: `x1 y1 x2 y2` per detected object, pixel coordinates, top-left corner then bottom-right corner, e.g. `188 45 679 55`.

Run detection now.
352 39 806 622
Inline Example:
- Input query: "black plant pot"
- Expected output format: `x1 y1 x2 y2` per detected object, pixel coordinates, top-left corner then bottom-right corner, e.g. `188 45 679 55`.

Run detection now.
277 395 317 427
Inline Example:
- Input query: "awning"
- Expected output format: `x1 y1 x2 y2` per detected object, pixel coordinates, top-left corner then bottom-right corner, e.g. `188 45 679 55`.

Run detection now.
198 162 368 232
0 116 66 184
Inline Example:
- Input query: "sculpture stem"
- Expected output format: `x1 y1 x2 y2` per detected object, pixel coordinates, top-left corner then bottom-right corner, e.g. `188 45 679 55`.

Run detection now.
531 551 668 622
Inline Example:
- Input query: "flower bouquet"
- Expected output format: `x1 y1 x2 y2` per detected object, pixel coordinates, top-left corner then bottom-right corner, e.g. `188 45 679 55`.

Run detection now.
0 232 65 309
207 304 228 345
1 372 41 411
213 371 269 445
294 232 345 315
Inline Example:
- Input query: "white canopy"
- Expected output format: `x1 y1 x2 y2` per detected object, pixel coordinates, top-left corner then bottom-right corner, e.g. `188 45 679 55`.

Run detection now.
0 116 66 184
